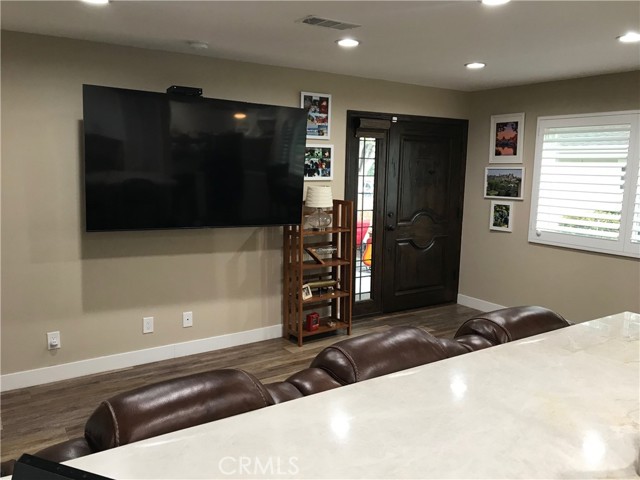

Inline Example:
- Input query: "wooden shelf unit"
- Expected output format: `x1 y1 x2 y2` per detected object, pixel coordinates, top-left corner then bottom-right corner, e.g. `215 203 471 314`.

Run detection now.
283 199 354 346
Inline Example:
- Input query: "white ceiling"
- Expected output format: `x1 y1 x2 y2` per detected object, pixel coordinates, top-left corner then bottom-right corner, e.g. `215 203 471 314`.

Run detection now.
1 1 639 91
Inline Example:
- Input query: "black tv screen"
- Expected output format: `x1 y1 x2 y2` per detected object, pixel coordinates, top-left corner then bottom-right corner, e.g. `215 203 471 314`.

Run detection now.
82 85 306 231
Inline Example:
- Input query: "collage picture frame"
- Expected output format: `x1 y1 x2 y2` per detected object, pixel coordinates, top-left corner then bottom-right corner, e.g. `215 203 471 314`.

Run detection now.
301 92 331 140
304 144 333 180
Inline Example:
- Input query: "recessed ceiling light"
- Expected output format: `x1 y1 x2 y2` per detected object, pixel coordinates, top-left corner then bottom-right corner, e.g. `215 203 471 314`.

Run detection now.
481 0 511 5
617 31 640 43
187 41 209 50
234 113 247 120
465 62 486 70
81 0 109 5
336 38 360 48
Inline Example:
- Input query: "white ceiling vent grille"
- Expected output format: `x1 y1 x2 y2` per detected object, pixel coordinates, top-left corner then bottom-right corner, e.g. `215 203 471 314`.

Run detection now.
299 15 361 31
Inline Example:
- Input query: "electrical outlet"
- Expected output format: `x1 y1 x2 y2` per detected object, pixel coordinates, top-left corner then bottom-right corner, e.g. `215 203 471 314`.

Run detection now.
182 311 193 328
47 331 61 350
143 316 154 334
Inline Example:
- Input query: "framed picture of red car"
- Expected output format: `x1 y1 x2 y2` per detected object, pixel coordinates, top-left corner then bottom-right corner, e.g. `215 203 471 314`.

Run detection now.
489 112 524 164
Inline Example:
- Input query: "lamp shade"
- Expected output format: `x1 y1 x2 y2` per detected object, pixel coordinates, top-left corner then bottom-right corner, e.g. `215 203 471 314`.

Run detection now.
305 186 333 209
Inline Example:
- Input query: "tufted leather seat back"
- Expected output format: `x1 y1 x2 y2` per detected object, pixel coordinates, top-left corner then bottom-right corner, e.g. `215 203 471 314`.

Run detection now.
85 369 273 452
310 326 460 385
454 306 570 345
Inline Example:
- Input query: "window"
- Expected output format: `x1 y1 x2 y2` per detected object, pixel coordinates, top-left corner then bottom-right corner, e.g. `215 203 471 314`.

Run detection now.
529 111 640 258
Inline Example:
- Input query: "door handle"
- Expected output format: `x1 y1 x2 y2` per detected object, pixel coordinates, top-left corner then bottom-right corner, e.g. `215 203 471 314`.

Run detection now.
386 212 395 231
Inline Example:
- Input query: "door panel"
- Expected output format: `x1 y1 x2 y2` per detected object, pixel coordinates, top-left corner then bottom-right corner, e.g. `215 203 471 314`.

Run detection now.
398 138 450 219
382 120 466 312
394 237 446 292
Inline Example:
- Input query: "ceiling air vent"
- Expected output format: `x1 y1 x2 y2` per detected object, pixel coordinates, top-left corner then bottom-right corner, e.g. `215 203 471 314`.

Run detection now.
299 15 361 31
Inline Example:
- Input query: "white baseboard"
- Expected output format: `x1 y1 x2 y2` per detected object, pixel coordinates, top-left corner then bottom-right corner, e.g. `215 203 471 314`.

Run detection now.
0 324 283 392
457 294 505 312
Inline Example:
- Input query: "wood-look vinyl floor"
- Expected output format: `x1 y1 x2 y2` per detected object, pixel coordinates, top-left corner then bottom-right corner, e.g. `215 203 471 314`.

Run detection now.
0 303 478 462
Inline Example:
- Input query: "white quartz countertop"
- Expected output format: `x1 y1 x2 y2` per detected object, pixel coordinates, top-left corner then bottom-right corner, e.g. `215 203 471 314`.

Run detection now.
37 312 640 479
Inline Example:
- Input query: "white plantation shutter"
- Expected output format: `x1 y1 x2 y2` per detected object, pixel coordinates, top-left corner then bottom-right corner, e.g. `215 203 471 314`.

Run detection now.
632 165 640 244
530 111 640 258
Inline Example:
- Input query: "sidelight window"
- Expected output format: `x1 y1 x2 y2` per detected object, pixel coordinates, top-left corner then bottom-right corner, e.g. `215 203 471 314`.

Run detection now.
355 137 376 301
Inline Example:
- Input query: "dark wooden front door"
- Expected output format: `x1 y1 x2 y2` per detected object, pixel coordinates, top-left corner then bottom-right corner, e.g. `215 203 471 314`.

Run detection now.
347 112 467 316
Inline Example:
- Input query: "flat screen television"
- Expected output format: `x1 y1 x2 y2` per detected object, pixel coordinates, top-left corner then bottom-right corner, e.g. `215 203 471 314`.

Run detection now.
82 85 306 231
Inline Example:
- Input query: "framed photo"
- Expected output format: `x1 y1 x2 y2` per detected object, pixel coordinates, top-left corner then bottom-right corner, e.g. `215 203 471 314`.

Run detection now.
490 201 513 232
489 113 524 164
301 92 331 139
301 284 313 300
304 144 334 180
484 167 524 200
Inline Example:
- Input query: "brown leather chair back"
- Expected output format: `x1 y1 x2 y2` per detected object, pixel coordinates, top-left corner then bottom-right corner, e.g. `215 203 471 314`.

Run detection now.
33 437 94 464
454 306 570 345
85 369 273 452
284 367 343 395
310 326 456 385
265 381 304 403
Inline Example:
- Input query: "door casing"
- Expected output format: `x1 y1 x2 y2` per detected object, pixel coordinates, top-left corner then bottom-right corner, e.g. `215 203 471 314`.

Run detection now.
345 110 468 318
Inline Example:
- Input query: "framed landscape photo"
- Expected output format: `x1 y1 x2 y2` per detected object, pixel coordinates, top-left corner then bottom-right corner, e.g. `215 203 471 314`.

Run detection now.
490 201 513 232
484 167 524 200
301 92 331 139
304 144 333 180
489 113 524 164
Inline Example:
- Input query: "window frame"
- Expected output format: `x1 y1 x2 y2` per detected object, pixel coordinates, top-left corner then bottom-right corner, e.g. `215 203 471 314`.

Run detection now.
528 110 640 259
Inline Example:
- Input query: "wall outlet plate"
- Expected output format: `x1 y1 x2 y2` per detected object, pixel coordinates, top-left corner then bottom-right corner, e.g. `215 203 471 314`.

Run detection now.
143 316 154 334
182 311 193 328
47 331 61 350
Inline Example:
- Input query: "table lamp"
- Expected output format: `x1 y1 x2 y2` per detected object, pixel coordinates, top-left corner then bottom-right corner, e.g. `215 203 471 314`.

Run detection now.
305 186 333 230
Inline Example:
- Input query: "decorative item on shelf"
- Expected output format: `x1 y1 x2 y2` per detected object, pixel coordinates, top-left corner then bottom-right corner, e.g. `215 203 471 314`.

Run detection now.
305 245 337 264
306 312 320 331
301 284 313 300
306 279 338 295
305 186 333 231
306 279 338 289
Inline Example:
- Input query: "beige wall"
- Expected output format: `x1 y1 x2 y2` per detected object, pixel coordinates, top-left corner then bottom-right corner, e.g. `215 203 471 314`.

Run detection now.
460 71 640 322
1 31 469 374
3 31 638 377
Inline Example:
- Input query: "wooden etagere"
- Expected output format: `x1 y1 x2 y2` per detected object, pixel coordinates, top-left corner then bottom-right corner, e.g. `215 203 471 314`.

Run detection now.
283 199 354 346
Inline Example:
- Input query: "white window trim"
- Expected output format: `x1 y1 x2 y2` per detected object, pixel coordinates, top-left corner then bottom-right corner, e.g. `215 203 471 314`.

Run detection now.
528 110 640 259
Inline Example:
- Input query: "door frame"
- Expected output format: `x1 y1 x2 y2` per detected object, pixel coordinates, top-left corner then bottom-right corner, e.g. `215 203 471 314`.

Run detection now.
345 110 468 318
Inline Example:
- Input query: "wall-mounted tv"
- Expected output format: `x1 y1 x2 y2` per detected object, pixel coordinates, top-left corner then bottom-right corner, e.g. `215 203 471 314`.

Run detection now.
83 85 306 231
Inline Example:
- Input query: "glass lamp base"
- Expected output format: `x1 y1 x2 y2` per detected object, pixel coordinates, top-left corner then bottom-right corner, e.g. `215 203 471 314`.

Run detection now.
308 208 332 230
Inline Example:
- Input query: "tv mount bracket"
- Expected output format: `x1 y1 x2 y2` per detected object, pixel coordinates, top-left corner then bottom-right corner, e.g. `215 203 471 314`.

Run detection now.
166 85 202 97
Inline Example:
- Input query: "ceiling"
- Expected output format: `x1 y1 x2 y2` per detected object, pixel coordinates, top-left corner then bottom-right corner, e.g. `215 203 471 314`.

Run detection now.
1 1 639 92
